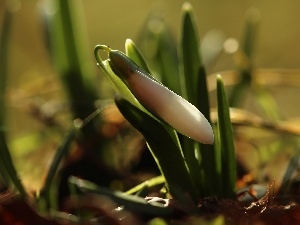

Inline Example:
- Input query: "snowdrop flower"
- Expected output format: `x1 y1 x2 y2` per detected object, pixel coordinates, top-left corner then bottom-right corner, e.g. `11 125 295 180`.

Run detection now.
105 47 214 144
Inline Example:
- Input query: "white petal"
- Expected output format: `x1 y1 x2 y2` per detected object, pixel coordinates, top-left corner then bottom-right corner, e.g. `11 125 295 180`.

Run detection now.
127 71 214 144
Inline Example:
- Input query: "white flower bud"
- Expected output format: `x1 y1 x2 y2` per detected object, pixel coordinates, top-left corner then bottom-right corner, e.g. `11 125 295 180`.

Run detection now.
109 50 214 144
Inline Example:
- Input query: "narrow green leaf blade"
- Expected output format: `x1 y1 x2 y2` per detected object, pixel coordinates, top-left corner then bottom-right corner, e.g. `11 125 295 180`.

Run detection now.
180 2 201 105
217 75 236 199
41 128 77 203
125 175 165 195
197 66 220 197
179 3 219 197
44 0 97 119
69 176 172 216
125 39 152 74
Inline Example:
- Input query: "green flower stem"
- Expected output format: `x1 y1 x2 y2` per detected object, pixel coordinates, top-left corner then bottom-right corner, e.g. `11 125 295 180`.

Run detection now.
94 45 142 108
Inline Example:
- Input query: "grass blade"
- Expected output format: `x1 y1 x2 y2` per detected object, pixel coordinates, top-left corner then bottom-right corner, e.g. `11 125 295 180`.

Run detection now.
217 75 236 198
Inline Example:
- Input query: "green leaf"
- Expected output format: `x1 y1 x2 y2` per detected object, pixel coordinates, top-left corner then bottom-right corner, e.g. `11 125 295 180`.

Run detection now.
125 175 165 195
41 128 77 204
179 3 219 197
69 176 172 216
115 95 198 200
278 154 300 195
196 65 219 197
40 109 101 208
125 39 152 74
94 45 145 110
45 0 97 120
217 75 236 198
178 4 202 186
179 2 201 105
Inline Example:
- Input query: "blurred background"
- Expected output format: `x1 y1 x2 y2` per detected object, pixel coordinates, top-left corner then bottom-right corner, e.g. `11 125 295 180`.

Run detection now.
1 0 300 192
3 0 300 78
